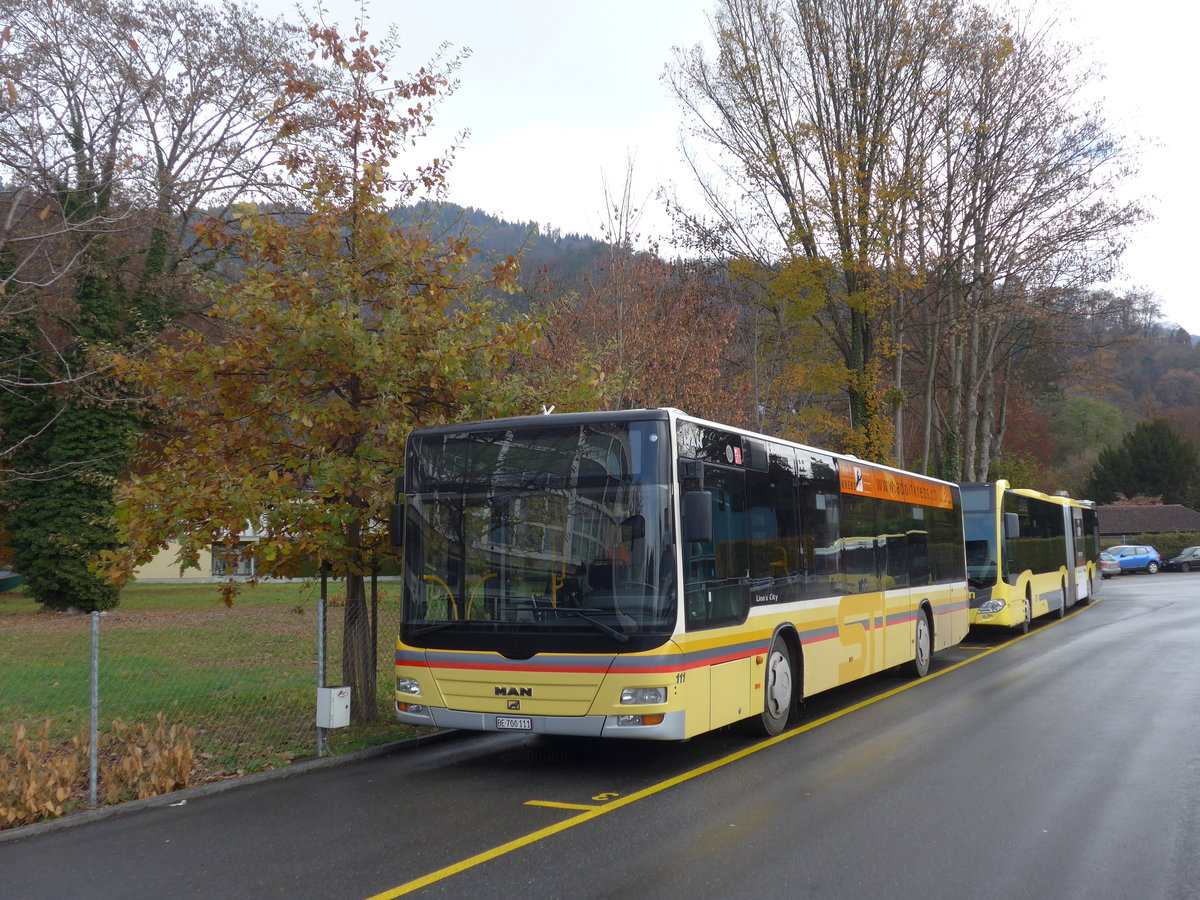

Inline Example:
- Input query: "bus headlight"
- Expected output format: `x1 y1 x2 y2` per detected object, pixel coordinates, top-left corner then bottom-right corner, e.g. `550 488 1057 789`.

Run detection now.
396 677 421 695
621 687 667 705
978 599 1005 614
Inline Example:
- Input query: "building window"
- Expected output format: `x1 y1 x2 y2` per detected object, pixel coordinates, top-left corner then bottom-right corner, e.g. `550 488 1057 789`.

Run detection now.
212 542 256 577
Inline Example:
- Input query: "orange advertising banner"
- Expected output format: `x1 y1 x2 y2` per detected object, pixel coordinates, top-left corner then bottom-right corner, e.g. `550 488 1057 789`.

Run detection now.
837 460 954 510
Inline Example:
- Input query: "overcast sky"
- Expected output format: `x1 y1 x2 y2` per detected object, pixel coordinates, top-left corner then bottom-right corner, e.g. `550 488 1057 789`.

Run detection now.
269 0 1200 335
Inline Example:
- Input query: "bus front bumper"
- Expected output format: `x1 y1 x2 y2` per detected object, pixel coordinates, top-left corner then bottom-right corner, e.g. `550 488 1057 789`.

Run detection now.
970 598 1020 628
395 702 687 740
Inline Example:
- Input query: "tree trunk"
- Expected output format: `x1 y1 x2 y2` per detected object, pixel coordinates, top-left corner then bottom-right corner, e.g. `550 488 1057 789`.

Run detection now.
920 311 940 475
942 298 965 480
977 342 998 480
342 571 376 723
962 316 981 481
989 354 1014 472
341 510 377 723
967 317 1000 480
893 295 905 467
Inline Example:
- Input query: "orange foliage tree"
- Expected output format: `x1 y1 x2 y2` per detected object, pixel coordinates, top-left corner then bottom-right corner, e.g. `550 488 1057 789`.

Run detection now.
529 247 745 424
104 17 547 720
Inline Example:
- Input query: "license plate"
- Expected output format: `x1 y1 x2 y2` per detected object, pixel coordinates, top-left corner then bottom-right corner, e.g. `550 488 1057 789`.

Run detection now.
495 716 532 731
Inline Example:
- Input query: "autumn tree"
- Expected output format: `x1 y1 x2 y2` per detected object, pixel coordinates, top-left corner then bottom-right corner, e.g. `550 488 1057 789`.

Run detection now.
107 16 545 721
667 0 946 459
0 0 315 610
667 0 1143 471
909 6 1143 481
0 0 310 320
530 248 743 422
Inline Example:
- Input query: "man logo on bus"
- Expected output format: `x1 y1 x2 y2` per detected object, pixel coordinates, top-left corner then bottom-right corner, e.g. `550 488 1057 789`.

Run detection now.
496 686 533 697
854 466 864 492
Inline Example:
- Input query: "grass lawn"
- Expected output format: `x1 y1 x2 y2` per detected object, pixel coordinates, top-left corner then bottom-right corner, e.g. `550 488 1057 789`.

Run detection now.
0 580 428 787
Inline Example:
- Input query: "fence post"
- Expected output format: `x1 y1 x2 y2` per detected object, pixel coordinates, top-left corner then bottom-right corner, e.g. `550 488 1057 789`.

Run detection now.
317 562 328 758
370 564 379 705
89 610 99 808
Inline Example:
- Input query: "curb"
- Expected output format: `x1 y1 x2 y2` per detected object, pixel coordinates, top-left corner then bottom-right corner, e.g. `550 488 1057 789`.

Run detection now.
0 728 464 844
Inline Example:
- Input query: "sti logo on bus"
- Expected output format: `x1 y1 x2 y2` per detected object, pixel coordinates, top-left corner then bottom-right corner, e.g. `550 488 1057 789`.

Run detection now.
495 687 533 697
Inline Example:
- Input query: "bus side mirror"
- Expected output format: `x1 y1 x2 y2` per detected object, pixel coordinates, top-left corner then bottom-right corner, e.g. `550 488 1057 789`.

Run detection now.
389 477 405 550
390 502 404 549
683 491 712 543
1003 512 1020 541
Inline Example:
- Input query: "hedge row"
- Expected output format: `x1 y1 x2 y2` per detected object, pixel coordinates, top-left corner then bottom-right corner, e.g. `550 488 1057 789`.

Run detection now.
1102 532 1200 560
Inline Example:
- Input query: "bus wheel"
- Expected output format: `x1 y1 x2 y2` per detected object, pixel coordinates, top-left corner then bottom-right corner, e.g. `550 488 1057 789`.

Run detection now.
905 608 932 678
754 638 794 736
1014 596 1031 635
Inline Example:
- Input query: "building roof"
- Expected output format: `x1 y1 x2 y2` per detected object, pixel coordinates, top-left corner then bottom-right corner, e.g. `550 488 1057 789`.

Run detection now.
1097 504 1200 537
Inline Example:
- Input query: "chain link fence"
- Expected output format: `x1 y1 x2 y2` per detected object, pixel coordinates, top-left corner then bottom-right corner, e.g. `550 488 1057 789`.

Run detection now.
0 578 417 828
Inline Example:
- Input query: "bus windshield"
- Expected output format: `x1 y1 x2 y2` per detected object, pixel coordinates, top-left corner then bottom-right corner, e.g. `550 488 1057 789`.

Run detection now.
960 484 999 588
401 419 676 655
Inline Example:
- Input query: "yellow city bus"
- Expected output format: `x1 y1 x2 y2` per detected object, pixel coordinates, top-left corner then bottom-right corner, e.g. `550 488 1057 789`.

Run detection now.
393 409 969 740
960 481 1100 633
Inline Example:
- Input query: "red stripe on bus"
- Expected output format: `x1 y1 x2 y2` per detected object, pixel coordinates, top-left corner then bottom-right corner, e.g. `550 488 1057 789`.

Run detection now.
399 646 772 676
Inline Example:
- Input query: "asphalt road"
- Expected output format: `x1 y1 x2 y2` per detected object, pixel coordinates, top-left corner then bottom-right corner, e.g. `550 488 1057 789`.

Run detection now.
4 573 1200 900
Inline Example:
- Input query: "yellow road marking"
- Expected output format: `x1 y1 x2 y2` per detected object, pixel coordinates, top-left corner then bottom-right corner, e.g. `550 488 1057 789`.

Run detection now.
364 598 1099 900
524 800 599 811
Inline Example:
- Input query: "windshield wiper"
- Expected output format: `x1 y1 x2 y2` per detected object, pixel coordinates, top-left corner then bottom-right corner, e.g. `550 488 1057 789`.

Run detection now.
554 607 630 643
409 621 459 637
410 608 631 643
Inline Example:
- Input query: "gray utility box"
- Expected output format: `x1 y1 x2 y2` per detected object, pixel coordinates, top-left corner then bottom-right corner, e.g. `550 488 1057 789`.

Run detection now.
316 686 351 728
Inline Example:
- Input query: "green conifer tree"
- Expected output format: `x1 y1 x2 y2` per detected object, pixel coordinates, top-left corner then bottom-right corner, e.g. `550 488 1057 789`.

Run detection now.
1083 419 1200 506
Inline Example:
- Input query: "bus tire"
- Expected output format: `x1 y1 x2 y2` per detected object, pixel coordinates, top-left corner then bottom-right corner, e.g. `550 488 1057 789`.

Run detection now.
1053 581 1067 619
751 637 795 737
904 608 932 678
1014 595 1031 635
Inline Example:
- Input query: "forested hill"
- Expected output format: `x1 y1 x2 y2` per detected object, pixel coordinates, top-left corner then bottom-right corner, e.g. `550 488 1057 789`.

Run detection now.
393 201 611 306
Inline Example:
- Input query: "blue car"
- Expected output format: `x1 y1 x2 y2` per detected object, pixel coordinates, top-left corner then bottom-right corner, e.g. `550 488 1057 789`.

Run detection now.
1104 544 1162 575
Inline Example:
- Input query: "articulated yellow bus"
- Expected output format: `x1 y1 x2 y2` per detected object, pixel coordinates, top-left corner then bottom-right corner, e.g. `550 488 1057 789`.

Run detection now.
393 409 969 740
960 481 1100 633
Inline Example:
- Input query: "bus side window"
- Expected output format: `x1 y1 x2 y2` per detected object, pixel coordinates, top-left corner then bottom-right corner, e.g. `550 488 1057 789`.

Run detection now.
841 494 879 594
929 504 966 584
909 505 930 587
684 465 750 630
879 500 909 589
745 449 801 591
798 461 840 596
